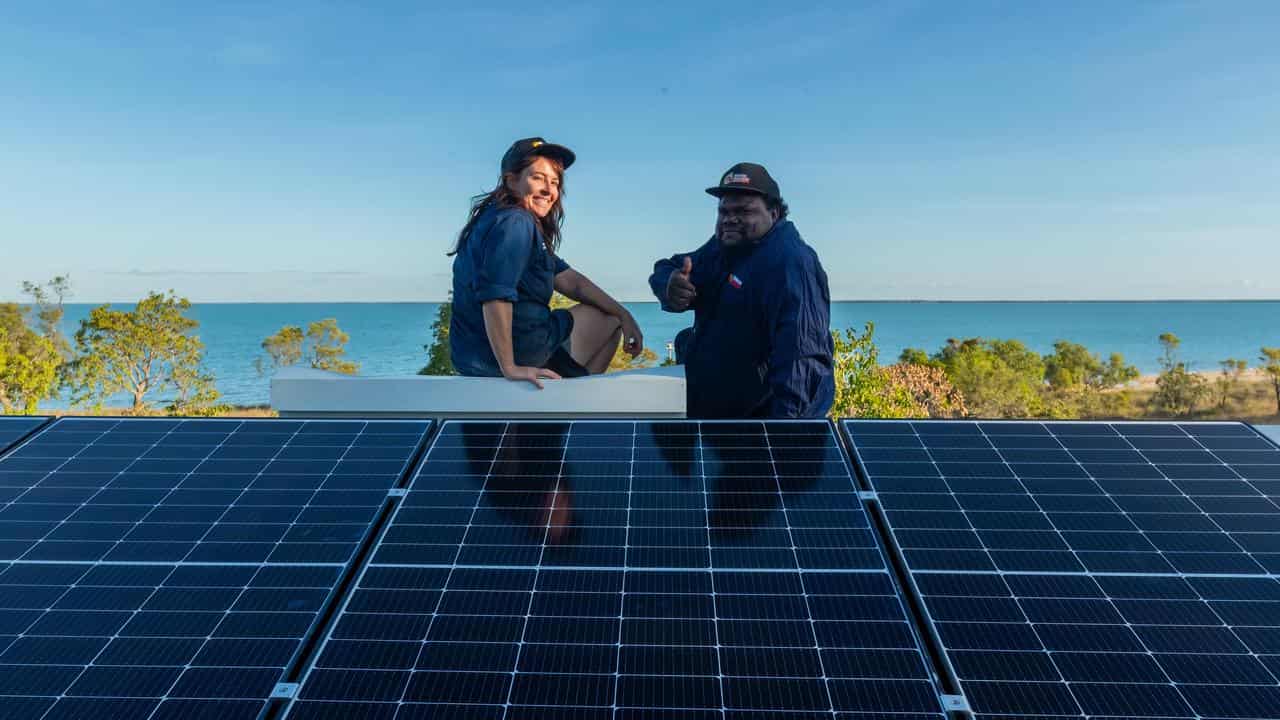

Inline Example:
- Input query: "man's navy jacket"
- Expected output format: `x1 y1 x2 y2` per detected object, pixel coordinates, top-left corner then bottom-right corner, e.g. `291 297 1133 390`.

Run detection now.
648 220 835 419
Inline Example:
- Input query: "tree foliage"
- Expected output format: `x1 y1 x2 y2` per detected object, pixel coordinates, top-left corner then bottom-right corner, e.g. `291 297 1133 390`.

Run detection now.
897 347 933 366
21 275 72 360
608 344 658 372
932 337 1046 418
880 363 966 418
1044 341 1138 390
1150 332 1207 417
829 323 920 419
67 291 220 414
1215 358 1248 413
1261 347 1280 415
419 297 455 376
259 319 358 375
0 304 62 414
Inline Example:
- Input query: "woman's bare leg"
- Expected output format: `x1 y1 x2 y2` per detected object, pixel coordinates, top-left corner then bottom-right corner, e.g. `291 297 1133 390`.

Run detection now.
567 304 622 374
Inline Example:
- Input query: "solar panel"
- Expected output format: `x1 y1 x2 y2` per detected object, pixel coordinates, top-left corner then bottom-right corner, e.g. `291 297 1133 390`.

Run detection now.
285 420 948 718
0 416 49 455
845 421 1280 575
914 570 1280 718
844 420 1280 719
0 417 432 719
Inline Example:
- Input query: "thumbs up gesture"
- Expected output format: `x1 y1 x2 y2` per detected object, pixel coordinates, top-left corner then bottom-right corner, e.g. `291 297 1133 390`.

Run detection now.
666 256 697 311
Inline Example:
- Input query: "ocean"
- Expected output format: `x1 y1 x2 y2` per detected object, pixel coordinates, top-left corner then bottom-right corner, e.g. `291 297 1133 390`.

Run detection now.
48 301 1280 407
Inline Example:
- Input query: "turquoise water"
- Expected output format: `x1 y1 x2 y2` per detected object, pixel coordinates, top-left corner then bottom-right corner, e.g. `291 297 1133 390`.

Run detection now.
51 301 1280 407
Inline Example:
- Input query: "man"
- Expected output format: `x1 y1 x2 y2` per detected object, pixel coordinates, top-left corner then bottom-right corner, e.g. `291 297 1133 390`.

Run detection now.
649 162 835 418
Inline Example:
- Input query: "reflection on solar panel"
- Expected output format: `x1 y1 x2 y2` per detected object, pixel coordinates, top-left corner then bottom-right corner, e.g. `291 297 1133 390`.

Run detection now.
0 417 431 719
286 420 947 718
844 420 1280 719
0 416 48 455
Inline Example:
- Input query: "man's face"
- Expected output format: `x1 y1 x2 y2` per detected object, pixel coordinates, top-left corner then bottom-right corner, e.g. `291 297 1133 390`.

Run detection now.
716 193 778 246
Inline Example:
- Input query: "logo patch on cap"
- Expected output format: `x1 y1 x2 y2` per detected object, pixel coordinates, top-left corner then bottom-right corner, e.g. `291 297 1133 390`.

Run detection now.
723 172 751 185
530 140 543 148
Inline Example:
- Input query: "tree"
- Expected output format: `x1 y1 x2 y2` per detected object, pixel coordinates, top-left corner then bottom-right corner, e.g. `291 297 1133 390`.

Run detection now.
0 304 62 414
67 291 220 414
829 322 920 419
306 319 358 374
934 337 1045 418
1040 341 1139 419
419 296 455 376
1261 347 1280 415
21 275 72 359
898 347 933 366
1150 333 1207 418
167 363 227 417
259 319 359 375
1215 359 1248 413
881 362 966 418
258 326 305 374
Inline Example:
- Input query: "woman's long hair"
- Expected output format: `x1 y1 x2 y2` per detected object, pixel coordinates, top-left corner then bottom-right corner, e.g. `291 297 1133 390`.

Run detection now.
450 155 565 257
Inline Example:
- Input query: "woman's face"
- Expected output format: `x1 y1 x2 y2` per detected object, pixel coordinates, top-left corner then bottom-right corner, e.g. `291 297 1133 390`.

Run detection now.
507 156 561 218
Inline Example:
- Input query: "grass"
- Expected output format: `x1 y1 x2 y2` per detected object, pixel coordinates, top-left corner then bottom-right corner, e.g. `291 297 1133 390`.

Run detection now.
1126 374 1279 424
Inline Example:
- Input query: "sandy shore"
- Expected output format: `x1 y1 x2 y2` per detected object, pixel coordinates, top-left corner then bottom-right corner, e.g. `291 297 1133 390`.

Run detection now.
1130 367 1270 390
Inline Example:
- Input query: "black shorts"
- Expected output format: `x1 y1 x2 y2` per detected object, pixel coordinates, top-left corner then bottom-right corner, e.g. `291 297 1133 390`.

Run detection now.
542 346 590 378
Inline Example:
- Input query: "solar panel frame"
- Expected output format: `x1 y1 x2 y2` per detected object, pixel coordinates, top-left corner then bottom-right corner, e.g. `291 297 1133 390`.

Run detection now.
284 419 949 719
0 416 434 720
843 419 1280 719
0 416 50 457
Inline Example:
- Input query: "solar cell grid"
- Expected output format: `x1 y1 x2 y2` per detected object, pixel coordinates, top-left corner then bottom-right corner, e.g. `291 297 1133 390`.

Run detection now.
844 420 1280 719
846 421 1280 575
286 420 947 719
0 417 430 565
0 417 433 720
0 416 48 456
915 571 1280 719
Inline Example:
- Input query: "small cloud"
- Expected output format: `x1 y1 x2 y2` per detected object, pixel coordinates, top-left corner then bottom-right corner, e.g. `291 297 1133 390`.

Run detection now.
216 41 283 67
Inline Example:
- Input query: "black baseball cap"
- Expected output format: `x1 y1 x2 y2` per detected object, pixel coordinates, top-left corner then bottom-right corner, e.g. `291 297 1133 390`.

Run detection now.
501 137 576 174
705 162 781 201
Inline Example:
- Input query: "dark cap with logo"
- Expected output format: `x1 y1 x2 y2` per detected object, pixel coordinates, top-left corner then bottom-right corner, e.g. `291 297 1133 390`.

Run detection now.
705 162 781 202
501 137 576 174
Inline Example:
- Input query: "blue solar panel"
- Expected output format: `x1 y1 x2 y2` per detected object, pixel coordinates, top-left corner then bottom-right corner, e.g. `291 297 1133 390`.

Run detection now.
0 416 48 455
915 571 1280 718
0 417 432 719
846 421 1280 575
1 418 431 564
844 420 1280 719
285 420 947 718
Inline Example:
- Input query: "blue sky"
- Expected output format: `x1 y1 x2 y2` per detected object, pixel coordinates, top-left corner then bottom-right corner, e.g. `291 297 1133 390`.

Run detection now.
3 1 1278 302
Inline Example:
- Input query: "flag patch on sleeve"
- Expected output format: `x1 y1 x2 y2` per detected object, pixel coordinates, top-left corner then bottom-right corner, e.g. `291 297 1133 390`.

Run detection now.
728 274 743 289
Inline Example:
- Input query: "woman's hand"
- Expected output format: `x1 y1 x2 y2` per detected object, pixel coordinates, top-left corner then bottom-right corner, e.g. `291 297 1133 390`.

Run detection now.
502 364 561 389
619 312 644 358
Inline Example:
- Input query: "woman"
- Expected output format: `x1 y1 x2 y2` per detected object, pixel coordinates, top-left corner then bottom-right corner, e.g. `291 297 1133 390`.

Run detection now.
449 137 643 388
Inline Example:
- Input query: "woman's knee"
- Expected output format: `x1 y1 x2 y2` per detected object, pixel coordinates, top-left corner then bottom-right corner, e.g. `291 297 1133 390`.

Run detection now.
572 304 619 335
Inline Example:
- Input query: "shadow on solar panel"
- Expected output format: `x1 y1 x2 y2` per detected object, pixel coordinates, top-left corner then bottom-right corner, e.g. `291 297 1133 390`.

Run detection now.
0 416 49 456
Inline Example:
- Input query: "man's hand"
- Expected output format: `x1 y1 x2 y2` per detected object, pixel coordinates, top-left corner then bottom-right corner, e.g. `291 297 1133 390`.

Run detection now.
620 312 644 358
666 256 697 311
501 364 561 389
